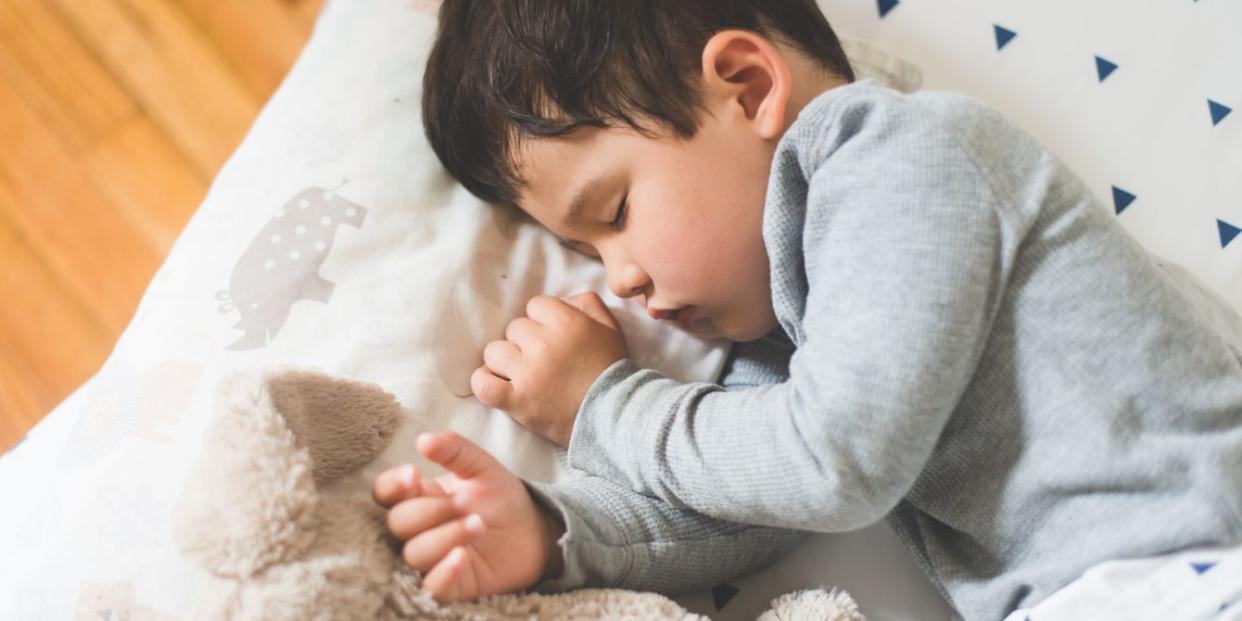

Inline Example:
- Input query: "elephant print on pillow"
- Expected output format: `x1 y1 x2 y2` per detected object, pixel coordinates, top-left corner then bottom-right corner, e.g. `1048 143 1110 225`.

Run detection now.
217 186 367 350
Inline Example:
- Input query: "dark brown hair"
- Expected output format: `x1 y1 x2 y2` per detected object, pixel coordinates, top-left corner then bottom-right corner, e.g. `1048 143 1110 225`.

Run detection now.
422 0 854 209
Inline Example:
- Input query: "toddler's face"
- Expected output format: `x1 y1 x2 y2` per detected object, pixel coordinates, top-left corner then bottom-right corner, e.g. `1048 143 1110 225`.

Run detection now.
514 108 780 342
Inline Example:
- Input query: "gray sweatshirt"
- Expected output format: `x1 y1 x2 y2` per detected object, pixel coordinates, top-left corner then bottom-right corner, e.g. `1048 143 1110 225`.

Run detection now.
525 78 1242 621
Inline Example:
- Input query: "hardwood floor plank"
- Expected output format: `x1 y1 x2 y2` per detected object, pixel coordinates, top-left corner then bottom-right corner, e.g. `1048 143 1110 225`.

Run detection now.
1 0 320 448
85 115 207 252
48 0 262 178
0 1 204 255
0 340 56 452
285 0 326 34
0 76 164 335
174 0 311 97
0 0 137 151
0 191 111 423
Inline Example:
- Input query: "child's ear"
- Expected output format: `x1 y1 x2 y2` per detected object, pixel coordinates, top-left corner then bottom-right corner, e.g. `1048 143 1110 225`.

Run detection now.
700 30 793 141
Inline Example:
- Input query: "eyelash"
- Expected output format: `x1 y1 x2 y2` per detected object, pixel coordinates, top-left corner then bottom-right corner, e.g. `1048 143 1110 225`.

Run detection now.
558 195 626 258
609 195 628 230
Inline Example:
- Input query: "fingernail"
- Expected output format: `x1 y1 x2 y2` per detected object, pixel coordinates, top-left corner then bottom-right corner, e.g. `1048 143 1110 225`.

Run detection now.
403 464 417 487
450 546 467 565
464 513 484 534
452 492 470 510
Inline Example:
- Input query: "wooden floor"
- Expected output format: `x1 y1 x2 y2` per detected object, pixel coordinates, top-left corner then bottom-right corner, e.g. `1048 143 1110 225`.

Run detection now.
0 0 325 452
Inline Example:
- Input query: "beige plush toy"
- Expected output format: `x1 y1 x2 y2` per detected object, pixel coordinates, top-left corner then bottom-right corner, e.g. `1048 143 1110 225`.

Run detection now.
171 368 866 620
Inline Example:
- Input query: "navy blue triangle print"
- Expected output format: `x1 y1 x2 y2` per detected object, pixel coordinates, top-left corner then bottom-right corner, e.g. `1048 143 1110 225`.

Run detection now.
1208 99 1233 126
711 584 740 610
1191 561 1217 575
1095 56 1118 82
1219 220 1240 248
994 25 1017 51
1111 186 1136 215
877 0 899 18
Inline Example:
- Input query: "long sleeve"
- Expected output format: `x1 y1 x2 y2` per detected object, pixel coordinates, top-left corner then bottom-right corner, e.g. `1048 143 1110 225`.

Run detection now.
523 476 807 594
524 333 806 594
564 90 1010 532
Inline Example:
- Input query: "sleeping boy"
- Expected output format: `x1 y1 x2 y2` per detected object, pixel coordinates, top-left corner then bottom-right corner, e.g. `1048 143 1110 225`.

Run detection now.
371 1 1242 619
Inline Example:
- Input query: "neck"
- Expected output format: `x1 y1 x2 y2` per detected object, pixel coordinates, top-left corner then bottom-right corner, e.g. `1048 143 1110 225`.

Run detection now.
781 53 851 135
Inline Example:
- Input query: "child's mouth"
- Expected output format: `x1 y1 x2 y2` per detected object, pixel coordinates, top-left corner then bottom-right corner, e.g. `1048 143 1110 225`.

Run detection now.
648 305 687 320
648 305 703 332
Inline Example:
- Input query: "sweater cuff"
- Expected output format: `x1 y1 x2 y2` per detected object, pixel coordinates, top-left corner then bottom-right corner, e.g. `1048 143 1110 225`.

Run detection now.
567 358 645 480
521 479 635 593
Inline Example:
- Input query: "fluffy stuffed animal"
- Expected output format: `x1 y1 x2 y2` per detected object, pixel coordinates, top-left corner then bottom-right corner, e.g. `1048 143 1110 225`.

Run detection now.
171 367 866 620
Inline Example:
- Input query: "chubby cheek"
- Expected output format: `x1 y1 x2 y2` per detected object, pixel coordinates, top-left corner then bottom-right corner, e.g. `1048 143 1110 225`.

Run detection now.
632 228 709 296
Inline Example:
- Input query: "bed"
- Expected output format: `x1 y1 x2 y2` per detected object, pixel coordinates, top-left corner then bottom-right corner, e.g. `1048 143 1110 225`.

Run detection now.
1 0 1238 619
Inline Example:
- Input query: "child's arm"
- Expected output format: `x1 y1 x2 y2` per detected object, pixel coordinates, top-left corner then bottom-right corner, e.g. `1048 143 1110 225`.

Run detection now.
375 430 806 599
524 474 807 595
515 332 808 595
564 112 1007 532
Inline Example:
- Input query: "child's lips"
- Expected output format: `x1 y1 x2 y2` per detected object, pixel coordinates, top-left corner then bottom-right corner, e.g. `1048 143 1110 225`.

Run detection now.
647 305 702 332
648 305 687 320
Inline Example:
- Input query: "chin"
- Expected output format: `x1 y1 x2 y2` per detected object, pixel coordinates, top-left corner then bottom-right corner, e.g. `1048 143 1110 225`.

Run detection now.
729 328 770 342
726 316 780 343
713 323 760 342
687 309 776 342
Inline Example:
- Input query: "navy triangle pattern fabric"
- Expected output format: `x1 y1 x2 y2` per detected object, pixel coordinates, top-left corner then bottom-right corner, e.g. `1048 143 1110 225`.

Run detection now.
1220 220 1240 249
993 25 1017 51
1095 56 1118 82
1209 100 1233 126
711 584 740 611
866 0 1238 267
1111 186 1137 215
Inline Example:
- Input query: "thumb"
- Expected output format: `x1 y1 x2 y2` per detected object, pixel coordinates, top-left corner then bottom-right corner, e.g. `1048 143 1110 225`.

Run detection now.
416 431 501 480
564 292 620 331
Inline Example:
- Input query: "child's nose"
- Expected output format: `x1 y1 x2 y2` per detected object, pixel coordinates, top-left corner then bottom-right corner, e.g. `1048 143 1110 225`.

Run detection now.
607 263 648 300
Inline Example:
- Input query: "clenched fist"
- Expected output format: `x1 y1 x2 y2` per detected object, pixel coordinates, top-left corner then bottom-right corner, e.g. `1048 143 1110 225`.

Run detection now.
471 291 628 446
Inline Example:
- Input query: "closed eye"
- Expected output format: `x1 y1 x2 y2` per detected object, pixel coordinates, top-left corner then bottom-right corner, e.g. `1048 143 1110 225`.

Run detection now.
609 195 628 230
556 194 625 259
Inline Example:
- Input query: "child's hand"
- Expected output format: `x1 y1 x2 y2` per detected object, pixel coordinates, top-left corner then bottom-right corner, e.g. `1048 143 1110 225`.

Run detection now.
471 291 628 446
373 431 566 602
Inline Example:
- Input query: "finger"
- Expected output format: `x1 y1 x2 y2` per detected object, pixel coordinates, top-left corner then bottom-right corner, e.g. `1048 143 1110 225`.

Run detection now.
424 546 475 603
402 514 485 575
504 316 543 350
470 366 514 407
567 291 621 331
525 294 573 326
563 291 594 306
386 495 462 540
481 340 522 380
373 464 420 508
423 477 450 496
416 431 502 480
